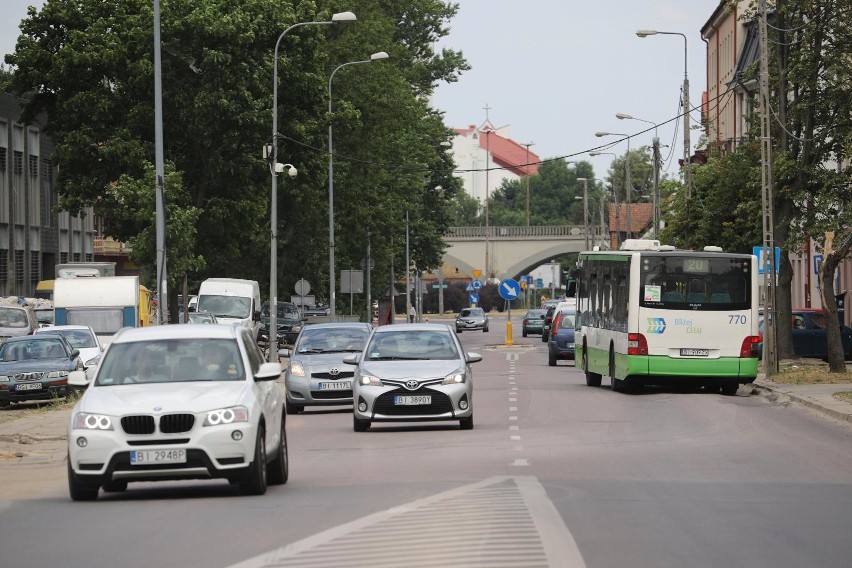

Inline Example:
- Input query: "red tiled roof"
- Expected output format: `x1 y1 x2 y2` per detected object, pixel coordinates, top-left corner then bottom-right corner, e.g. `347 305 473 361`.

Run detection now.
453 124 540 176
608 203 653 234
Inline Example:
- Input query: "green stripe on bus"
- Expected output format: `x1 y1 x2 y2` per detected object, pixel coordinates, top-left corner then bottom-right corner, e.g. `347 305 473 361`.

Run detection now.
581 345 758 380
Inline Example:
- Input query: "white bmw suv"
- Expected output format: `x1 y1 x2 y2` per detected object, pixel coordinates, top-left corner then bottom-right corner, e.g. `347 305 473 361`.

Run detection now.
66 324 287 500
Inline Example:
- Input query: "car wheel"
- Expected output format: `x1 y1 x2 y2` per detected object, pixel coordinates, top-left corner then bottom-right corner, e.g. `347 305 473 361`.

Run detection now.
720 383 739 396
541 332 548 343
0 400 10 408
483 325 489 332
548 349 557 366
239 427 268 496
67 458 99 501
101 479 128 493
266 418 288 485
522 330 528 338
456 329 463 334
353 415 370 432
459 415 474 430
583 345 602 387
285 399 303 415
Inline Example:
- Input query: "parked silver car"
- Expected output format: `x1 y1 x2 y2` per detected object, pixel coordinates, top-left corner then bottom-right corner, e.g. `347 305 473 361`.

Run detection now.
345 323 482 431
280 322 372 414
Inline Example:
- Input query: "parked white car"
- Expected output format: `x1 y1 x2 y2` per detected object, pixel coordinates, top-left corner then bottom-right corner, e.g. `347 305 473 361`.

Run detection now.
35 325 103 380
66 324 287 500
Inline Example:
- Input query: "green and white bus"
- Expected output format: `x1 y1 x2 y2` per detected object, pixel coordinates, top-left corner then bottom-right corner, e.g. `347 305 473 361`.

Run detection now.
575 240 761 394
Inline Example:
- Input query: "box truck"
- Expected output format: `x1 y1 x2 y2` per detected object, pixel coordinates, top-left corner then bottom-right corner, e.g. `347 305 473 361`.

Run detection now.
54 276 154 340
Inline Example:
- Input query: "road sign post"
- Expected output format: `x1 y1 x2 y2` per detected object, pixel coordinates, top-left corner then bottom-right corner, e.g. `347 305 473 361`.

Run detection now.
499 279 521 346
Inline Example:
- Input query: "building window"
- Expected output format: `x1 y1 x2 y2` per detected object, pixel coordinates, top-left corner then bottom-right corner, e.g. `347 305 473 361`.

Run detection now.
14 250 25 282
42 158 53 183
73 252 81 262
29 155 39 177
0 249 7 281
13 151 23 175
60 252 68 264
85 253 93 262
0 147 6 171
30 255 40 282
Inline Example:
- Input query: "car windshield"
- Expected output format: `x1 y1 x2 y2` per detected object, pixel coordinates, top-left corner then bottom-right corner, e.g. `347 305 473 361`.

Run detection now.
296 327 368 354
0 338 67 361
43 329 97 348
35 309 54 325
262 303 300 321
459 309 483 318
95 338 245 385
365 330 459 360
0 307 29 328
197 295 251 319
526 309 545 318
188 313 217 324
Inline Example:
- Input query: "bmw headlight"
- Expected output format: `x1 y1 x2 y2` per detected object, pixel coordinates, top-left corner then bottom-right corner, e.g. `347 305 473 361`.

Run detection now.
442 370 466 385
47 370 70 378
289 361 306 377
359 374 383 386
203 406 249 426
73 412 114 430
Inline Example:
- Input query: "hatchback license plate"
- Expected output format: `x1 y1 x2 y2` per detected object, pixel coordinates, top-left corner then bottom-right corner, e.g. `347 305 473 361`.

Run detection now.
680 348 709 357
319 381 351 390
15 382 42 391
130 449 187 465
394 395 431 406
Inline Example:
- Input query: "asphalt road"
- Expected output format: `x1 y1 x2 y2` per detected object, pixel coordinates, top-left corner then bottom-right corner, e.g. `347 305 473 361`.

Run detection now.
2 315 852 567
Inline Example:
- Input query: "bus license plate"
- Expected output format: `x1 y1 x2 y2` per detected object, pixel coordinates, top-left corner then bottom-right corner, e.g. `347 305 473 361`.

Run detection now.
319 381 351 390
15 382 43 391
394 395 431 406
130 449 187 465
680 348 709 357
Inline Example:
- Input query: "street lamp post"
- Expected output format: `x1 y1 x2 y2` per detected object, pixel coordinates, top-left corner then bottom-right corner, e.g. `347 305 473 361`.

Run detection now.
594 130 633 238
636 29 690 200
327 51 389 320
576 177 590 250
588 152 620 248
522 142 534 226
269 11 356 361
617 112 661 237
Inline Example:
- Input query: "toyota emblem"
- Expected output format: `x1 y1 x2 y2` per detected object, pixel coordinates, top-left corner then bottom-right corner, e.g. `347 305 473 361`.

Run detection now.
405 380 419 390
329 367 339 376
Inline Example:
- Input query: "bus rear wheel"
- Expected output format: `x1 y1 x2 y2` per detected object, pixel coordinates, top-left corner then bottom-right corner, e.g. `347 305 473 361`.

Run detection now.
583 345 602 387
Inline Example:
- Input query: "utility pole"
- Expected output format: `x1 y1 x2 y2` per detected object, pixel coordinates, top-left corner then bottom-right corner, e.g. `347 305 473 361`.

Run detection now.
759 0 778 374
652 136 661 237
523 142 534 226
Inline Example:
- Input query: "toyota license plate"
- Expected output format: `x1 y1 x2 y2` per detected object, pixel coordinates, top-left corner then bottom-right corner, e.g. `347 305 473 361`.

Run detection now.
319 381 351 390
15 382 43 391
680 348 710 357
394 395 431 405
130 449 187 465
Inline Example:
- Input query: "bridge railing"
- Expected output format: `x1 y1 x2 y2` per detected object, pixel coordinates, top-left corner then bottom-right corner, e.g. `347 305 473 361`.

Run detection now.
447 225 605 239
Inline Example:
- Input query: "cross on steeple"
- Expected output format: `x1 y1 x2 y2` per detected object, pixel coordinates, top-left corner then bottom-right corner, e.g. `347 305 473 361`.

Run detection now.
483 103 492 121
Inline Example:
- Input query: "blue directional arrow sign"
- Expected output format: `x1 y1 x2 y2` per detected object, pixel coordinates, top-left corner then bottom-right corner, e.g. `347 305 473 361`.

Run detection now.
469 293 480 305
471 280 483 290
498 278 521 301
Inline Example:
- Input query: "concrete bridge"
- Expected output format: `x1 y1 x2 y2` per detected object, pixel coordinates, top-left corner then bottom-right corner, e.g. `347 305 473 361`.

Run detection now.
443 225 608 281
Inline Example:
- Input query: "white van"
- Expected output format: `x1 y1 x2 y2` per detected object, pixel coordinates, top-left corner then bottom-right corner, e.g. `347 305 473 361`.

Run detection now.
197 278 261 339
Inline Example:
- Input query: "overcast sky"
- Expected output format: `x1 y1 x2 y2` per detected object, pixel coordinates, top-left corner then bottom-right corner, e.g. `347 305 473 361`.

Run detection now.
3 0 720 179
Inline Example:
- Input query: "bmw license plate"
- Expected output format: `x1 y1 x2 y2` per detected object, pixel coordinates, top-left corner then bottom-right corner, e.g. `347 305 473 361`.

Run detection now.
394 395 431 405
130 449 187 465
680 348 710 357
319 381 351 390
14 383 42 391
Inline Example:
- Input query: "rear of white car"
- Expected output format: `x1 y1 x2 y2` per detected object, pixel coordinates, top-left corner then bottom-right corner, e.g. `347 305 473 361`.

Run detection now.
66 324 287 500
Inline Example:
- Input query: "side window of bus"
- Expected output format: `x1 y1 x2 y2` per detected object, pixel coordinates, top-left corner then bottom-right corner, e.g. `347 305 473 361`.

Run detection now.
589 275 598 328
616 275 628 331
602 275 612 330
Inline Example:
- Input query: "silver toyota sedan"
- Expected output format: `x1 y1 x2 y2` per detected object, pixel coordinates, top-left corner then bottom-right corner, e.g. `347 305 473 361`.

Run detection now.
345 323 482 432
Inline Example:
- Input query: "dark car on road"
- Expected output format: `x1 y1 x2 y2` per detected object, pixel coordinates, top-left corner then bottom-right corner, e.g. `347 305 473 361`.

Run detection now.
259 301 304 346
759 309 852 360
522 309 546 337
547 309 576 366
0 334 81 406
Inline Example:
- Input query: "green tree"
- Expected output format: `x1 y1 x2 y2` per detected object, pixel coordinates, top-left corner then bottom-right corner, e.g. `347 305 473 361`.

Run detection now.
5 0 469 318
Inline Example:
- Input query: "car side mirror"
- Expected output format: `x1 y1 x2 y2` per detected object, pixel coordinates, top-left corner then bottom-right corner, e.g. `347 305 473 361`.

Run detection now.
70 349 80 359
466 352 483 364
255 362 282 381
343 353 360 365
278 348 291 359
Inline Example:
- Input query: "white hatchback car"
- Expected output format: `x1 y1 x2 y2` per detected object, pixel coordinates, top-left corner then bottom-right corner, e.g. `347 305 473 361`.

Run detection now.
66 324 287 500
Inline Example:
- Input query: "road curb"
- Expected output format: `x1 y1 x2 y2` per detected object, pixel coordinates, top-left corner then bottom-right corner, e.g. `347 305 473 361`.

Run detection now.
753 381 852 425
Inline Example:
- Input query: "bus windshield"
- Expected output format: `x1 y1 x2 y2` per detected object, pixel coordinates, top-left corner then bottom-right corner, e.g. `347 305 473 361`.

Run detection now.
639 255 751 310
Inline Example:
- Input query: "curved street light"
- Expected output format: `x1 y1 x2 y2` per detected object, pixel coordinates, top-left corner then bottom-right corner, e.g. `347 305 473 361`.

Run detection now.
617 112 661 237
327 51 389 319
269 11 356 361
595 131 633 239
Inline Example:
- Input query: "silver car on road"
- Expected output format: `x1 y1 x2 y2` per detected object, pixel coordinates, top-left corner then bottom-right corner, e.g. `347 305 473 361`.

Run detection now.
345 323 482 431
280 322 372 414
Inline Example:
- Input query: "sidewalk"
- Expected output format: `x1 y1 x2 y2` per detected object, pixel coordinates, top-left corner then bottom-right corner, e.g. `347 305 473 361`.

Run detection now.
753 376 852 424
